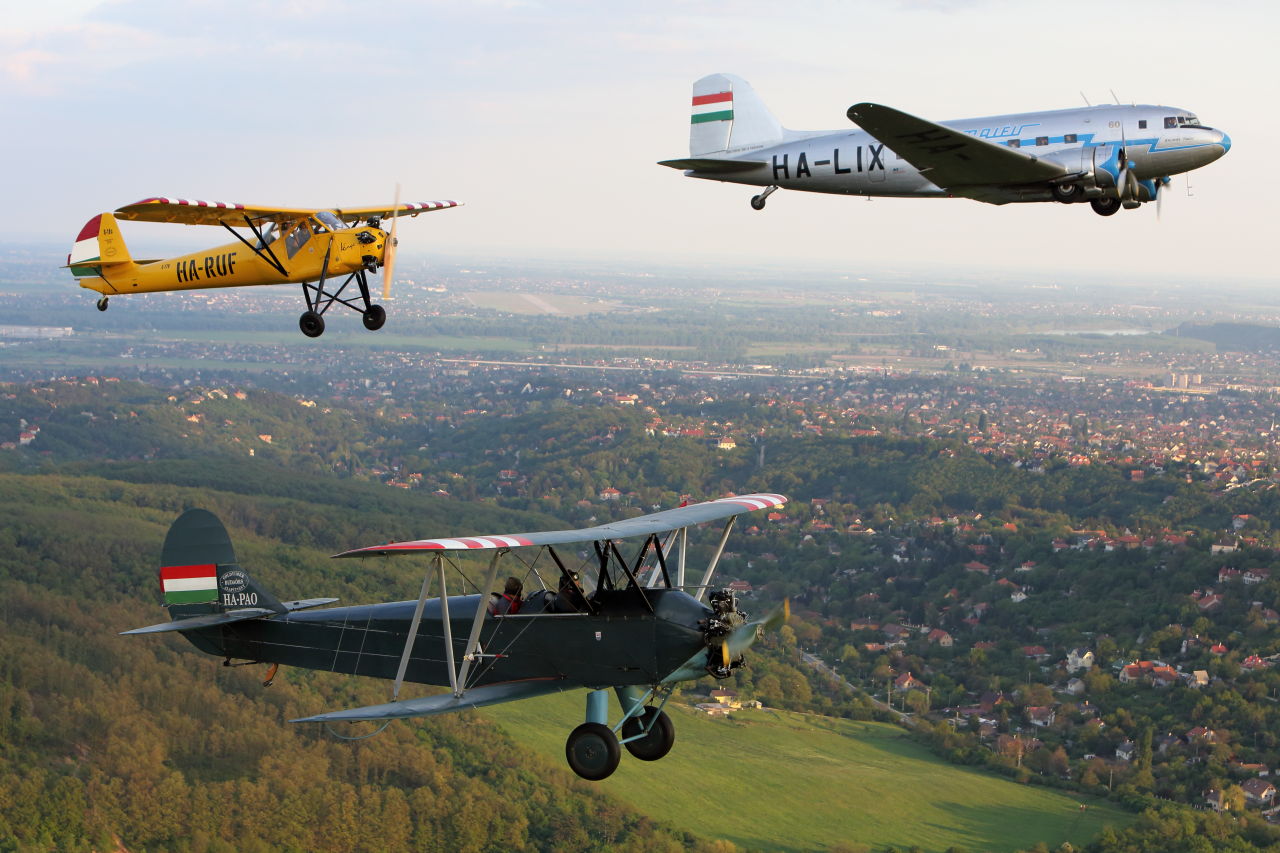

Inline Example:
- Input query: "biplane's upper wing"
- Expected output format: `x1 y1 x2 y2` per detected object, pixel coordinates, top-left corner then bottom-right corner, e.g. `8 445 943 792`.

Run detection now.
335 493 788 558
114 198 461 228
846 103 1069 203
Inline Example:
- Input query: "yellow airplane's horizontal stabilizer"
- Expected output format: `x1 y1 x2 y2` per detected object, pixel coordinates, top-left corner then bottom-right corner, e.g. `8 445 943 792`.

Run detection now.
67 212 134 277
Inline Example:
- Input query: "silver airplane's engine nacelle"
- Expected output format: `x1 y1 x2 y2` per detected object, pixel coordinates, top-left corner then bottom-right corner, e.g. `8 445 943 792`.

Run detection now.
1040 146 1112 200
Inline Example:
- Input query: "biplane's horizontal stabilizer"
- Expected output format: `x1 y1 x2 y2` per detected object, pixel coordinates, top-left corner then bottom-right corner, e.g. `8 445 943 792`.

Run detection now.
120 597 339 635
337 493 788 557
290 678 579 724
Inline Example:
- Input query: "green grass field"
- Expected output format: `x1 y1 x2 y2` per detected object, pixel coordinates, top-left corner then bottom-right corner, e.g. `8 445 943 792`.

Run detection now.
488 695 1132 853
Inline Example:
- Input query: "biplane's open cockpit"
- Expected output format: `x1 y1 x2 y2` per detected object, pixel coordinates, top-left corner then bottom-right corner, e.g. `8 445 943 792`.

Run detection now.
124 493 788 780
68 196 461 338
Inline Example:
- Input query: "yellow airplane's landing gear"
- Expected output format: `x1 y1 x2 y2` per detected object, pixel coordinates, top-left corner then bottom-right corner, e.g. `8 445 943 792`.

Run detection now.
299 311 325 338
362 305 386 331
749 185 778 210
96 297 109 312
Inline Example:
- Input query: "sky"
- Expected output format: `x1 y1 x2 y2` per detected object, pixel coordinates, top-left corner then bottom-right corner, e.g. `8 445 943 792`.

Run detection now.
3 0 1277 285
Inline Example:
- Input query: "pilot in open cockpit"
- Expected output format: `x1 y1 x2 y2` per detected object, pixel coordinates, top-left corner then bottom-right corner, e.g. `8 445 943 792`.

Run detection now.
488 576 524 615
550 570 589 613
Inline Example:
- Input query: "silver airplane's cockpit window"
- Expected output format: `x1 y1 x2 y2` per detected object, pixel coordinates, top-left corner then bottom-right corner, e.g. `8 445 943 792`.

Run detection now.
1183 116 1201 127
315 211 344 231
1165 117 1177 128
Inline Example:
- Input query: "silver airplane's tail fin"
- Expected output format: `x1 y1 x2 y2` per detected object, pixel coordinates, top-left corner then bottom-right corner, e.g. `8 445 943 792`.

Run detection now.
689 73 784 156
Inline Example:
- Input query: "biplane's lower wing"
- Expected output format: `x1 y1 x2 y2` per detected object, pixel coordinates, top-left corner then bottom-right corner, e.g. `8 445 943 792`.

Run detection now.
336 492 787 558
290 678 579 723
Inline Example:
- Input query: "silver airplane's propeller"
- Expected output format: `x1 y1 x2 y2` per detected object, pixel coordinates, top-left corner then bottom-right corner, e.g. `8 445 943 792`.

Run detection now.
382 184 401 300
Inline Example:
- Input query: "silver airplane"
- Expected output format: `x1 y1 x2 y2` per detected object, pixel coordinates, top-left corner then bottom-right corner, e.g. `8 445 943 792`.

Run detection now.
660 73 1230 216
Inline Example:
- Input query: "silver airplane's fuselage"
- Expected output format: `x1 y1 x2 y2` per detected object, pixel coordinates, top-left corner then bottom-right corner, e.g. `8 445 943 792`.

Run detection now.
688 104 1230 204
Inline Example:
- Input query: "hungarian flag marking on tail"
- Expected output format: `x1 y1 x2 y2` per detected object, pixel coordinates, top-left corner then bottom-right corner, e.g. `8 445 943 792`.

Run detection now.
160 564 218 604
691 91 733 124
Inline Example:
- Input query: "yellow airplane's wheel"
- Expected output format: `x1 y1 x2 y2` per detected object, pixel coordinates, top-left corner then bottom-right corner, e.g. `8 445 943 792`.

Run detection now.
96 297 109 312
362 305 386 331
299 311 325 338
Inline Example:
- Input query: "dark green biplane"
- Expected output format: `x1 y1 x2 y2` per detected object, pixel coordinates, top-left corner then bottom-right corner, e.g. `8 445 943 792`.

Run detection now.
125 493 788 780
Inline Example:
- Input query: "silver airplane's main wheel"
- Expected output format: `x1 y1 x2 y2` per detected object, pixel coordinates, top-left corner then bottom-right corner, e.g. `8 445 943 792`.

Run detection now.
565 723 620 780
750 195 767 211
621 708 675 761
1090 197 1121 217
362 304 386 331
96 297 109 312
1052 183 1081 203
299 311 325 338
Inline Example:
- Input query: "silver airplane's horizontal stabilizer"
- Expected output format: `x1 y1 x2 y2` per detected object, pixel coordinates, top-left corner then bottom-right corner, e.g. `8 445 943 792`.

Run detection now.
120 597 338 635
290 678 579 723
657 158 766 174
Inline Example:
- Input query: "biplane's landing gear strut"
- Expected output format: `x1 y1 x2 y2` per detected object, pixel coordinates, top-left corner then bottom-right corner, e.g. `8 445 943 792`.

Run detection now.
617 685 676 762
750 185 778 210
96 296 109 312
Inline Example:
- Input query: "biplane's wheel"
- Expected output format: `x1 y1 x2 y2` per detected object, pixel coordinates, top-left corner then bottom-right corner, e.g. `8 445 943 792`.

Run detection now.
621 708 675 761
298 311 325 338
565 722 620 781
362 304 386 331
750 194 767 211
96 297 109 312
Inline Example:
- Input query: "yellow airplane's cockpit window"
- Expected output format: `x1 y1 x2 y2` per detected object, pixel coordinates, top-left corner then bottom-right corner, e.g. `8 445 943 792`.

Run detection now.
285 223 311 258
254 224 279 249
314 211 343 232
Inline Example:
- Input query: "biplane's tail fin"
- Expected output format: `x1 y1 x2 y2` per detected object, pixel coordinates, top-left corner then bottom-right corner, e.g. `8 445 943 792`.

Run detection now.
689 73 785 157
158 509 286 620
67 212 135 278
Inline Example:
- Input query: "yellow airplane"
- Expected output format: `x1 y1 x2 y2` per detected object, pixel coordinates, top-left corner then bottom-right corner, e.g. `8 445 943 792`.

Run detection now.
68 196 461 337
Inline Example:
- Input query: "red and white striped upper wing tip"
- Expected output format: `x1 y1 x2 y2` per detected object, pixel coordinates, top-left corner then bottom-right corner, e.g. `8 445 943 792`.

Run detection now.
124 197 246 209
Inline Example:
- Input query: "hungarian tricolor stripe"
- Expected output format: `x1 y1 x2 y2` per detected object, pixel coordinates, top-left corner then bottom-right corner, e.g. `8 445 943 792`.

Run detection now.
691 91 733 124
160 564 218 604
67 214 103 276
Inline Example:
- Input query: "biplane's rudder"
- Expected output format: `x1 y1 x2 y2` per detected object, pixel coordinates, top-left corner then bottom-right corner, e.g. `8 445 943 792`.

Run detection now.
159 509 285 621
67 212 135 278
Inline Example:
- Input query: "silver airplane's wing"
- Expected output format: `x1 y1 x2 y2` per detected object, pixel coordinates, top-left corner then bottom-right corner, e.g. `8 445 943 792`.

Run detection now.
847 103 1068 201
335 493 787 557
290 678 580 723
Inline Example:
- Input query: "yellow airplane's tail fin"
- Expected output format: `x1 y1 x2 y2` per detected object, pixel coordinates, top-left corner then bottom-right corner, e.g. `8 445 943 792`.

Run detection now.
67 212 134 277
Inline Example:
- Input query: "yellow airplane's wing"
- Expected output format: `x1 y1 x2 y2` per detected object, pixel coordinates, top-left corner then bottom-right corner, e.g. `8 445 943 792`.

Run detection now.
116 198 461 228
115 198 317 227
332 200 461 224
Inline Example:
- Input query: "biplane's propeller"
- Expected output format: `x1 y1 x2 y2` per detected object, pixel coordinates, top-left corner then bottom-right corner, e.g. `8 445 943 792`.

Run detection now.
382 184 400 300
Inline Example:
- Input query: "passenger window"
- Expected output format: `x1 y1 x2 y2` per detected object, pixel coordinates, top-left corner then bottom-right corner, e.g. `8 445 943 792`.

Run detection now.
1006 139 1021 148
1165 117 1177 128
1138 120 1147 129
285 224 311 258
1036 136 1048 146
1064 133 1078 143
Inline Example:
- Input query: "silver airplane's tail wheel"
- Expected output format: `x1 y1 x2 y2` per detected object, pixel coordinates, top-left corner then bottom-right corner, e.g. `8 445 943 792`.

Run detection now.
299 311 325 338
750 195 767 210
362 304 386 331
565 723 620 780
1090 197 1121 217
621 708 675 761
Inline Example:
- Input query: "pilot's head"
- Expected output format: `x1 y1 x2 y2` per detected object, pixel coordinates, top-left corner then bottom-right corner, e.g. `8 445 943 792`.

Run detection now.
559 571 580 591
503 576 523 597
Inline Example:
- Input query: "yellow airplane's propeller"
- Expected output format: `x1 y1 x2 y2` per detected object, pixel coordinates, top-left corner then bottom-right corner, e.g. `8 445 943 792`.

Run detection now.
382 184 400 300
